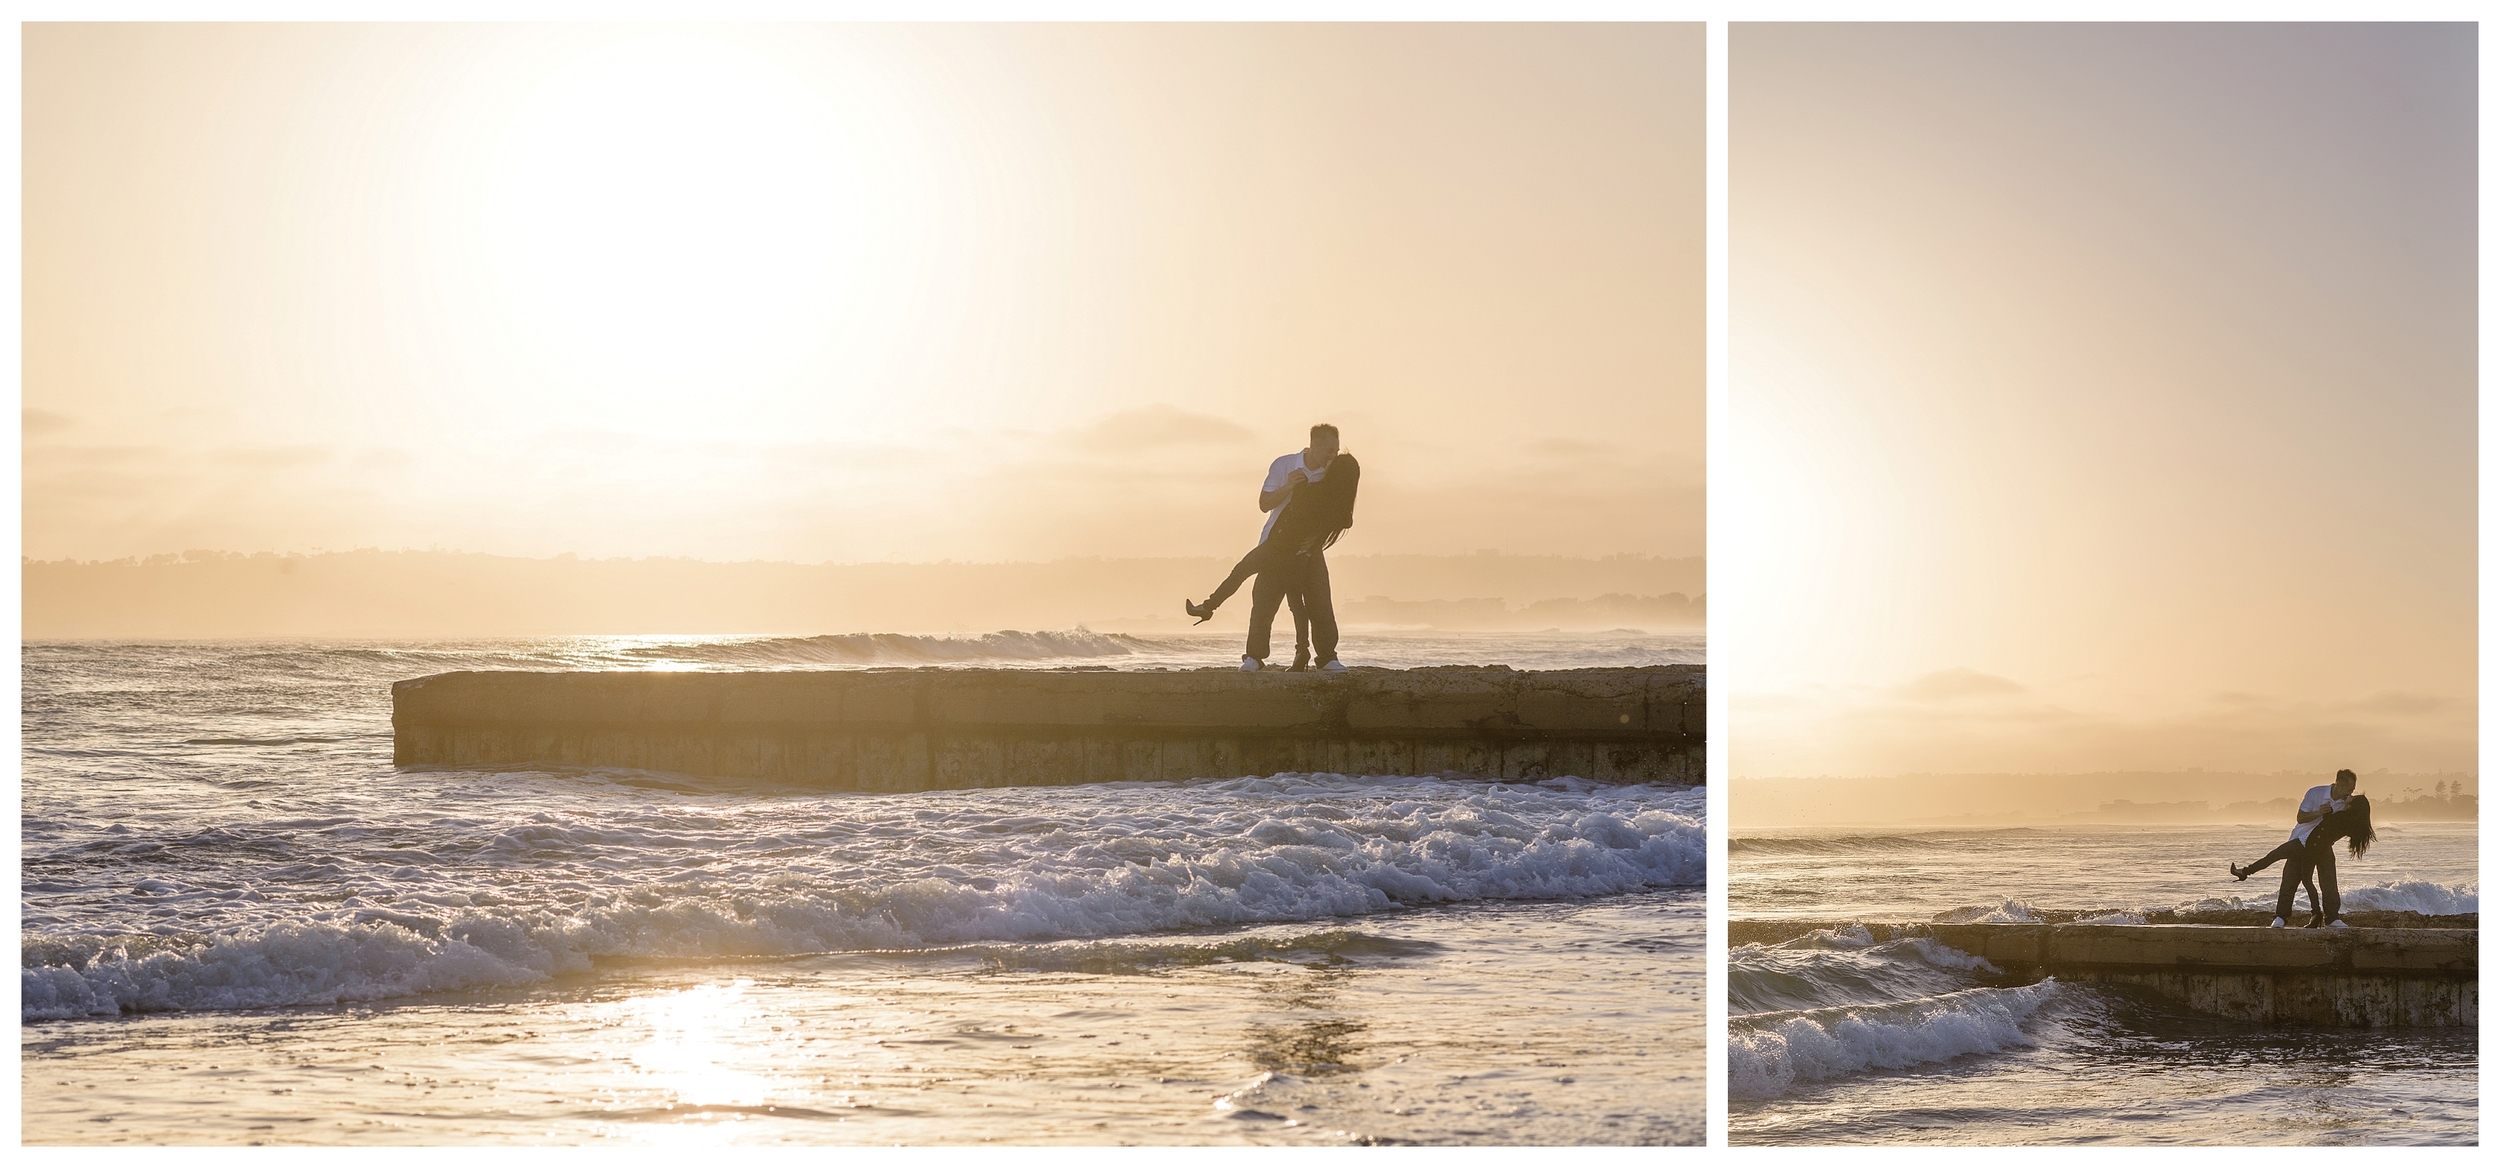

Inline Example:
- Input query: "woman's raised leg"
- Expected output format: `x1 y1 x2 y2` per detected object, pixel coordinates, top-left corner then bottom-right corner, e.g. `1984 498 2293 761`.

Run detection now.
1188 539 1292 619
2232 838 2305 881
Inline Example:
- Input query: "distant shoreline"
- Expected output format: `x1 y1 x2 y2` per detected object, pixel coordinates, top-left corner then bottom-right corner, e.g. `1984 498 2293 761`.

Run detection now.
23 550 1704 640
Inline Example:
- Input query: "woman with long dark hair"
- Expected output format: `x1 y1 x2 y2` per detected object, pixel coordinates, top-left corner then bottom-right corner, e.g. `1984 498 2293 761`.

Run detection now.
2287 793 2377 927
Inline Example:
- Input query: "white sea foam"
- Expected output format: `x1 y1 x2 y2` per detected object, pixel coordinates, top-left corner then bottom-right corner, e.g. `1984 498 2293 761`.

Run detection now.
1727 980 2058 1100
1768 926 1995 971
1729 933 2003 1017
2340 879 2477 915
1932 900 2042 924
1772 924 1877 950
2171 878 2477 917
2072 910 2148 925
608 630 1167 669
2171 895 2246 914
1899 937 1999 973
24 775 1702 1020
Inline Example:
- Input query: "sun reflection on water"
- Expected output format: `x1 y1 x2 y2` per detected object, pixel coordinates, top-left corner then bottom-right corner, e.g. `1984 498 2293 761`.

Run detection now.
581 979 810 1142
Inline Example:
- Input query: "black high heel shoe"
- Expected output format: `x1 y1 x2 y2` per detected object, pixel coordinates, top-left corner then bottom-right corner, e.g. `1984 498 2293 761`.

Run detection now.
1184 599 1215 625
2229 862 2250 881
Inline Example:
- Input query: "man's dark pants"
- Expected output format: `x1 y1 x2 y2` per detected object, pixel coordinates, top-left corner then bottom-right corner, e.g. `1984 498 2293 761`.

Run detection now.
2274 844 2341 923
1248 549 1335 663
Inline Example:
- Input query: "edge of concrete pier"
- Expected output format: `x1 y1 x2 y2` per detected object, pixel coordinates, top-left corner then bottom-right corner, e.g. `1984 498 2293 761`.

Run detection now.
1731 918 2477 1028
393 664 1705 790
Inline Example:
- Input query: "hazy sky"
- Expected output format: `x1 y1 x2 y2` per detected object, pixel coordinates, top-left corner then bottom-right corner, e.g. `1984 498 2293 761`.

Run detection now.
1726 24 2475 777
24 23 1702 564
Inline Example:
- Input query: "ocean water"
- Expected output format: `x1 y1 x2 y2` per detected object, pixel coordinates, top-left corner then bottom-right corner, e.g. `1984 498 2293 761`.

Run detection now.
1729 824 2478 1145
21 632 1705 1145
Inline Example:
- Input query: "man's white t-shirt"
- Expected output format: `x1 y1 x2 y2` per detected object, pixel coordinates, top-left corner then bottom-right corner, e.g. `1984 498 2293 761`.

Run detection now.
2288 784 2345 844
1257 450 1328 543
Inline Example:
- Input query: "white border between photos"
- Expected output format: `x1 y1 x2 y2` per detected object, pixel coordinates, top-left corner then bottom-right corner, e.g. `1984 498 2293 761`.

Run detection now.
1705 15 1734 1154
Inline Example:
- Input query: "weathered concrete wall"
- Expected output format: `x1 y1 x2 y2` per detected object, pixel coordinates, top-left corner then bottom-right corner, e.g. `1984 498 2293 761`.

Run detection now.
1730 920 2476 1028
1927 923 2476 1028
1918 922 2475 976
393 665 1703 789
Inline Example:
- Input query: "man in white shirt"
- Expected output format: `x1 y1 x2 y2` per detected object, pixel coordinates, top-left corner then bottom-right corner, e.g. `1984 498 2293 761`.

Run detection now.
2228 768 2356 927
1252 434 1328 669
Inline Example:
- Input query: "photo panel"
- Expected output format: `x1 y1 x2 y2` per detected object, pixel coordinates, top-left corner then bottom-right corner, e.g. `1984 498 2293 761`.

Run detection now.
19 22 1709 1147
1724 22 2476 1146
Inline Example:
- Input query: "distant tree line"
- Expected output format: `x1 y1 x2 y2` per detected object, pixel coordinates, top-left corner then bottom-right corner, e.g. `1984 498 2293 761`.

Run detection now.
2095 781 2477 824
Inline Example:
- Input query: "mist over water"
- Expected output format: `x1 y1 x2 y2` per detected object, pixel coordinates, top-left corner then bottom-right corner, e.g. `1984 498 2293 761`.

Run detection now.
22 633 1704 1145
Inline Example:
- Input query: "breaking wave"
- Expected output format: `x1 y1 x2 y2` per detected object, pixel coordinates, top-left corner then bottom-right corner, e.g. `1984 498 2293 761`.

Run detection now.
1932 899 2043 924
2072 909 2148 925
1729 932 1999 1016
24 775 1702 1020
1728 829 2049 858
1731 834 1950 857
2168 878 2477 917
2339 879 2477 915
1728 980 2059 1100
608 629 1174 669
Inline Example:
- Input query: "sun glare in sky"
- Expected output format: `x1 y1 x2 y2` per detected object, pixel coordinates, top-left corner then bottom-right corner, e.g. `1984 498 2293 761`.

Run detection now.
1727 24 2474 777
407 28 961 447
25 24 1704 565
482 36 892 402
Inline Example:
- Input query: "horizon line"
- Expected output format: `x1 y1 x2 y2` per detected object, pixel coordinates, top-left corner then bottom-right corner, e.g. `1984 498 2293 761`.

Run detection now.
27 548 1709 569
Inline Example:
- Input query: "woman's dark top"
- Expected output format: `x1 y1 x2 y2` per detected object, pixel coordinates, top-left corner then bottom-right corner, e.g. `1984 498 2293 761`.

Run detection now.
1270 453 1360 550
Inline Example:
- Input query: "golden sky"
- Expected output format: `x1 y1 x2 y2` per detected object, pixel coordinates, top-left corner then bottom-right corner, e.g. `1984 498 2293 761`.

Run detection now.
1726 24 2476 778
24 23 1702 565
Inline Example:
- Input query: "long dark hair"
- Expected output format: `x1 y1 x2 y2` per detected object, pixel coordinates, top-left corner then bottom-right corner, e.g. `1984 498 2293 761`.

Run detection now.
2316 793 2376 858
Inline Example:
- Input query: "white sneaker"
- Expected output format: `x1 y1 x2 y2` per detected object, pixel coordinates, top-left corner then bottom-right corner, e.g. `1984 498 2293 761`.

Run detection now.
1319 657 1348 673
2269 917 2286 928
1239 656 1262 672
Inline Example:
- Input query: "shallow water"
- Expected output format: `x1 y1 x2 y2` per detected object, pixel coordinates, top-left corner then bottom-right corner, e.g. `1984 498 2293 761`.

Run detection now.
22 633 1704 1145
26 892 1700 1145
1728 824 2478 1145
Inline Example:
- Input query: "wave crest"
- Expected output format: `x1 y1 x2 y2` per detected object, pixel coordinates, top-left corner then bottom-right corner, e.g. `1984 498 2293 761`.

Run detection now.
25 780 1702 1020
1932 899 2042 924
2168 878 2477 917
613 629 1170 669
2339 879 2477 915
1730 933 1997 1015
1731 835 1936 857
1729 980 2058 1100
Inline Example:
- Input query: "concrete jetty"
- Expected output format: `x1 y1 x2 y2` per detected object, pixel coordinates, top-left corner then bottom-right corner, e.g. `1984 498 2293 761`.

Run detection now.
1733 920 2476 1028
392 665 1703 790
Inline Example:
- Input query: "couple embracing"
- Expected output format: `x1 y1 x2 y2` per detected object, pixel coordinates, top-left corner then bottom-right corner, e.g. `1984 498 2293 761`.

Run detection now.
1184 423 1359 673
2226 768 2378 929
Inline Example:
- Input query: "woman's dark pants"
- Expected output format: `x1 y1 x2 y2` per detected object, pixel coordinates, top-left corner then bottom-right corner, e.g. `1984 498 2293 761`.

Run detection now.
1204 540 1337 663
1202 539 1295 610
2242 839 2306 878
2273 845 2340 923
1248 550 1333 664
